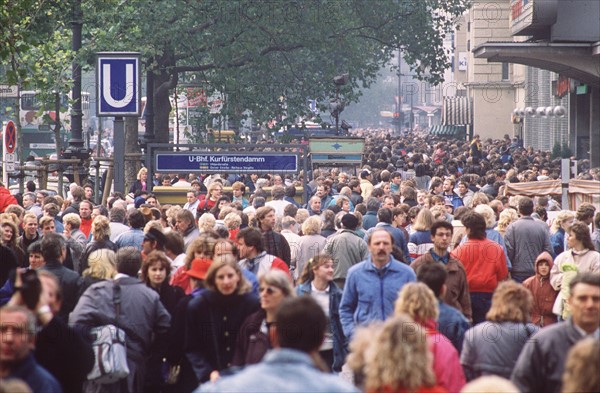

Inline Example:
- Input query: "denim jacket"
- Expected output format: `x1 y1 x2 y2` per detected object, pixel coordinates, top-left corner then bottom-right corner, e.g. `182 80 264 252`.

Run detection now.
339 257 416 340
296 281 346 372
197 348 358 392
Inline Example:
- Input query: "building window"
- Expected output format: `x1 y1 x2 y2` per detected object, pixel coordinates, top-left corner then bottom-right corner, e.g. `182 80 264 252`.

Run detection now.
502 63 509 80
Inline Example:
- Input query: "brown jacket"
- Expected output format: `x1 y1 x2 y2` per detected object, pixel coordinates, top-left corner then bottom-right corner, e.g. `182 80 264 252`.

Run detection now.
411 251 472 320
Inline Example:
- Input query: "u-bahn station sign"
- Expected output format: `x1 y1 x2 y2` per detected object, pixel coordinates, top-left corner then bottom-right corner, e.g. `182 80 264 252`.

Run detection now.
155 153 298 174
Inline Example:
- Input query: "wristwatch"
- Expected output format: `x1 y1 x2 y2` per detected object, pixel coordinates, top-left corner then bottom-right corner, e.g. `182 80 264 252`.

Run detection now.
36 305 52 316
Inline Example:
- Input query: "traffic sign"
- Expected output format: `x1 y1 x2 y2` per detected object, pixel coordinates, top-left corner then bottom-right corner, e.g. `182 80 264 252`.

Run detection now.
4 121 16 154
96 52 141 116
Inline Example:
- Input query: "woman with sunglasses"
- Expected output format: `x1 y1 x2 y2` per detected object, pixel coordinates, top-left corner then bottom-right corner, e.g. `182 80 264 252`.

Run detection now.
184 255 259 385
232 269 295 367
296 253 345 373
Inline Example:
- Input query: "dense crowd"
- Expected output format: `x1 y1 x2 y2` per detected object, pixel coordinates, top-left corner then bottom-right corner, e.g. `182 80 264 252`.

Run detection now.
0 130 599 393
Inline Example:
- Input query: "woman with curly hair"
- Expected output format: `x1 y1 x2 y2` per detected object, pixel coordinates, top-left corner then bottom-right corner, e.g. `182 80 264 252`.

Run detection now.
461 281 538 380
496 208 519 238
395 282 465 392
295 216 327 281
79 215 117 274
363 314 445 393
549 210 575 256
170 232 218 294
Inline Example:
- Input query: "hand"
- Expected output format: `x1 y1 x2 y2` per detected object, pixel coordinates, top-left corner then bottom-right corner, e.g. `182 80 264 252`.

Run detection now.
209 370 220 383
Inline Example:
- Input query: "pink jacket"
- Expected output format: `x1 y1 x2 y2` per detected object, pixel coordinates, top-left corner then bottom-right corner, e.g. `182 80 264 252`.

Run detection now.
425 320 466 393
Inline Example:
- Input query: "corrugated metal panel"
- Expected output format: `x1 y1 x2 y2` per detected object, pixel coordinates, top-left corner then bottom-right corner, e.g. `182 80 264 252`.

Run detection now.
442 97 472 125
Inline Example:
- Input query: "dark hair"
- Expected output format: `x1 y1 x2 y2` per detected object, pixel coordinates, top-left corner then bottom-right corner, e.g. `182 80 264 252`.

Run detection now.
128 209 146 229
285 185 296 198
461 211 487 240
283 203 298 218
164 231 185 255
430 220 453 237
41 232 66 261
416 262 448 298
109 207 126 224
236 227 264 252
518 197 534 216
568 222 596 251
116 247 142 277
377 208 393 224
298 254 333 284
27 240 43 255
141 251 171 285
569 273 600 292
275 296 327 353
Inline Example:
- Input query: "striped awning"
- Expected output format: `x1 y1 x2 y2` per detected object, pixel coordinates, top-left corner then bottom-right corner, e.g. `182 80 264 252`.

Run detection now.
429 125 466 137
442 97 472 125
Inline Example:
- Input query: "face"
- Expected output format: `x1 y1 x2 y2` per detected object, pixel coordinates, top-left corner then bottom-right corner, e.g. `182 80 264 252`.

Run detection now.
383 183 391 195
537 261 550 277
1 225 13 243
141 172 148 181
162 178 171 186
394 212 406 226
214 265 240 296
84 187 93 200
146 197 158 207
218 199 229 209
310 198 321 212
568 282 600 332
41 221 55 236
29 252 45 270
0 311 34 365
443 180 453 192
368 231 393 265
36 193 45 205
186 192 197 204
273 176 283 185
23 196 34 209
148 263 167 287
417 193 426 205
342 200 350 212
210 186 222 199
237 237 252 259
382 197 395 209
560 218 574 232
79 203 92 219
142 239 155 255
91 208 101 220
233 188 243 197
457 183 467 194
316 186 326 198
566 232 581 250
392 176 401 185
432 227 452 251
259 282 285 312
433 184 443 194
24 218 38 237
314 259 334 283
175 217 190 233
40 275 61 314
260 211 276 230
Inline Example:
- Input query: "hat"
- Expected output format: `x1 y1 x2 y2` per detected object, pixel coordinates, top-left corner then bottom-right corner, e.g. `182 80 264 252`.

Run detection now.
360 170 371 179
341 213 359 230
144 227 167 248
186 258 212 280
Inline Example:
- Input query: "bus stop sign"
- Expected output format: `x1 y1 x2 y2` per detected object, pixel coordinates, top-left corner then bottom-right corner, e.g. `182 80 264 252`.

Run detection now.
4 121 16 154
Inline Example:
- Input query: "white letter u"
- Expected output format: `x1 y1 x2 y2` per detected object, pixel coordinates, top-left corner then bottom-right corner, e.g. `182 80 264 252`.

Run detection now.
102 63 134 108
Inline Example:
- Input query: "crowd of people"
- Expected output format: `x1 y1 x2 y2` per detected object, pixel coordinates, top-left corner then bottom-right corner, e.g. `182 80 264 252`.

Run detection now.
0 130 599 393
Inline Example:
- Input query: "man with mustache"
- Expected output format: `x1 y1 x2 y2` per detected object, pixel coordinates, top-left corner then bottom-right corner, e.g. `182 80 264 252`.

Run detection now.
339 229 416 341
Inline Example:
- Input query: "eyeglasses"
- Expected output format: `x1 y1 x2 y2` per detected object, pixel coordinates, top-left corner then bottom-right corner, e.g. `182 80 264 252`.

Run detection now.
259 286 279 295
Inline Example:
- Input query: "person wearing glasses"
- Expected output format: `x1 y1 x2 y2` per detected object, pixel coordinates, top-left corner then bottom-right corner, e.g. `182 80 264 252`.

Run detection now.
232 270 295 367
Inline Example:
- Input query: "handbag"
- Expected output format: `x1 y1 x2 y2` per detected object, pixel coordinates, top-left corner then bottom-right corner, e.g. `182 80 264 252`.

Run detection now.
87 281 130 383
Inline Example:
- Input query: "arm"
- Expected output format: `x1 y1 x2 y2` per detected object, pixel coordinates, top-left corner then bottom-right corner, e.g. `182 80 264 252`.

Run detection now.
550 254 564 290
504 226 516 263
280 235 291 267
339 272 358 341
511 340 544 393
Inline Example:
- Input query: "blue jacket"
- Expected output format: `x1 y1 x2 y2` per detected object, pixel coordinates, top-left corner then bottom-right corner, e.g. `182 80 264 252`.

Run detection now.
197 348 358 392
339 257 416 340
297 281 346 372
443 192 464 210
362 211 378 230
550 228 566 256
438 301 470 354
6 353 62 393
365 223 410 263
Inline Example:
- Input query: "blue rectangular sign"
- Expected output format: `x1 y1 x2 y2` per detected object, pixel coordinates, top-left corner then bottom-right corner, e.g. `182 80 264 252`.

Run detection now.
97 53 140 116
155 153 298 174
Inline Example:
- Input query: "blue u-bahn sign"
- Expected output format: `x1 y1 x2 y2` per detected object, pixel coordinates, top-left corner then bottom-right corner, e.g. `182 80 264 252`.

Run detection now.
155 153 298 174
96 52 141 116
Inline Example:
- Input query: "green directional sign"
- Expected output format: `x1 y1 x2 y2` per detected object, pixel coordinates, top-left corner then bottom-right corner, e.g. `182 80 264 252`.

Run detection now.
309 137 365 164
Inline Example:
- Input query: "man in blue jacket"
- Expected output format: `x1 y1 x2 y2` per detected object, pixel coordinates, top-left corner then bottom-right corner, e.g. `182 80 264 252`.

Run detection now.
339 229 416 340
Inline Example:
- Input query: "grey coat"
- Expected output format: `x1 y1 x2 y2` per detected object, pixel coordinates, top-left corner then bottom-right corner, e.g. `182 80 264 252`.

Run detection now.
504 216 553 276
324 229 369 287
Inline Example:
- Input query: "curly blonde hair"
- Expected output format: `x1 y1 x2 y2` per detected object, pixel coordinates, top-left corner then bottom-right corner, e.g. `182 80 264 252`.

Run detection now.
562 338 600 393
198 213 216 233
497 208 519 234
301 216 322 236
364 314 436 392
550 210 575 235
83 249 116 280
91 215 111 241
486 281 532 323
394 282 439 324
474 203 496 229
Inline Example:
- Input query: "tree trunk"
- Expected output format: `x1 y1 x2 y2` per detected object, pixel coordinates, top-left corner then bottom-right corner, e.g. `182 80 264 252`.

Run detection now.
124 116 140 192
153 69 172 144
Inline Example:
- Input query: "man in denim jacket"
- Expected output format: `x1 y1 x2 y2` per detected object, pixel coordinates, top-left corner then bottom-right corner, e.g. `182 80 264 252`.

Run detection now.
339 229 416 340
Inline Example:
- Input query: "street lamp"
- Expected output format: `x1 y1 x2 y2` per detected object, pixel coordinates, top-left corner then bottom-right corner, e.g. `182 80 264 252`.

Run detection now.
331 73 348 135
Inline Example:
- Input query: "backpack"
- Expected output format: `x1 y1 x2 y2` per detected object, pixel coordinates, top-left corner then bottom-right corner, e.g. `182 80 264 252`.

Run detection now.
87 281 130 383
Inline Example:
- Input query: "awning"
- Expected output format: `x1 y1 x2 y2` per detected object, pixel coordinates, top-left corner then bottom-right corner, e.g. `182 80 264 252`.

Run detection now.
429 125 466 137
473 42 600 87
504 180 562 196
442 97 472 125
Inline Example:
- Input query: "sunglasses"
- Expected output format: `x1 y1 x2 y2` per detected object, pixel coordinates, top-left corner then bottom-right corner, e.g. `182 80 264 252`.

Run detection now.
259 286 279 295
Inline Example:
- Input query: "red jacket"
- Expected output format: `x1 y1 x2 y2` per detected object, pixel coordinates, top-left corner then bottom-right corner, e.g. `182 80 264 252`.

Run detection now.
0 186 17 213
523 251 558 327
451 238 508 293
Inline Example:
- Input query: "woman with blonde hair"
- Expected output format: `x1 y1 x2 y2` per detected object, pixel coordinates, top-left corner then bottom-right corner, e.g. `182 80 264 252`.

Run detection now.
562 338 600 393
550 210 575 256
198 212 216 233
470 192 490 208
130 167 150 194
184 255 259 383
496 208 519 238
232 269 295 367
363 314 445 393
461 281 538 381
171 232 219 294
80 248 116 295
408 208 435 260
296 254 345 372
79 215 117 274
295 216 327 281
395 282 466 392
